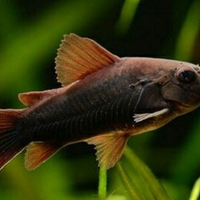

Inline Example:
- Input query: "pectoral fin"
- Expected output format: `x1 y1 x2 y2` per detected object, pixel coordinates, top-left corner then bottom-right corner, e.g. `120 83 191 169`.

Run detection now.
133 108 169 123
25 142 64 170
86 133 129 170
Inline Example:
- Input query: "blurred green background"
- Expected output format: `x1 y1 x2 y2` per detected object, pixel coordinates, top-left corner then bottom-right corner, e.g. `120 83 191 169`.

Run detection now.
0 0 200 199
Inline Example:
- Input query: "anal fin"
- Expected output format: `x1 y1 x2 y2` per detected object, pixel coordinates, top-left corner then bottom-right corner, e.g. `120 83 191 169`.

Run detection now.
25 142 64 170
86 133 129 170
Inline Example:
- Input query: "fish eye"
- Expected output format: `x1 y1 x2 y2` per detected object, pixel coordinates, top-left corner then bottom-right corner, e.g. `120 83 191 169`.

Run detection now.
176 68 196 83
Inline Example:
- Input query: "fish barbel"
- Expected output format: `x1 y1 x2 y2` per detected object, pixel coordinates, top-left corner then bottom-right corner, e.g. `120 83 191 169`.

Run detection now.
0 34 200 170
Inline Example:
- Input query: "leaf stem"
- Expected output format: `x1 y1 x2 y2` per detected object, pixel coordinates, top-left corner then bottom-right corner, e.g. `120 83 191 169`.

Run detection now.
98 167 107 200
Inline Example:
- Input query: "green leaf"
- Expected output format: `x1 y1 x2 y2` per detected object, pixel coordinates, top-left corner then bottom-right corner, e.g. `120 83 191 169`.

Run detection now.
123 147 170 200
169 115 200 185
117 162 145 200
189 177 200 200
174 0 200 60
116 0 140 35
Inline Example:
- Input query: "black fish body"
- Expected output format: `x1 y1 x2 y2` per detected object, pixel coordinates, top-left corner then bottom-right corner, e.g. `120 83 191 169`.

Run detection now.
20 59 165 141
1 34 200 170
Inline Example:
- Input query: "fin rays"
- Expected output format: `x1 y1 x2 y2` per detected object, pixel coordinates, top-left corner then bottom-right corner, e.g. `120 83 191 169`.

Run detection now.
86 133 129 169
25 142 64 170
55 34 119 86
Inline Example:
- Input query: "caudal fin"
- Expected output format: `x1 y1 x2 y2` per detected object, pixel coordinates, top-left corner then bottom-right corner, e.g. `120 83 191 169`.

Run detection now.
0 109 26 170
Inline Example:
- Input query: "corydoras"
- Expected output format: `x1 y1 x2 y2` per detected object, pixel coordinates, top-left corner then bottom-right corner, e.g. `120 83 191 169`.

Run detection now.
0 34 200 170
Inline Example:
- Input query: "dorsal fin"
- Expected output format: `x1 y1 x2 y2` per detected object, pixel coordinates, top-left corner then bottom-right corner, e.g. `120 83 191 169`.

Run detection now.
55 34 120 86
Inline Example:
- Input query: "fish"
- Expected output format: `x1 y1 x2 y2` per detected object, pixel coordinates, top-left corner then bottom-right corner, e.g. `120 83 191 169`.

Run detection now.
0 33 200 171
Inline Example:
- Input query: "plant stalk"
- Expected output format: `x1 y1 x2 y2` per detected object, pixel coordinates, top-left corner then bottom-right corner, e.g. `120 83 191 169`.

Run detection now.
98 167 107 200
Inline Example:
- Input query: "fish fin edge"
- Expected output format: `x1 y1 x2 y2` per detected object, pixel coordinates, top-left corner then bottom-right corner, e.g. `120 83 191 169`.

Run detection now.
86 133 129 170
25 142 64 170
133 108 169 123
0 109 27 170
55 33 120 86
18 88 65 107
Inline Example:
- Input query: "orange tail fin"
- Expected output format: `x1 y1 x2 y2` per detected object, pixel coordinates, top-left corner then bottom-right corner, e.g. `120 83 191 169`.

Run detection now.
0 109 27 170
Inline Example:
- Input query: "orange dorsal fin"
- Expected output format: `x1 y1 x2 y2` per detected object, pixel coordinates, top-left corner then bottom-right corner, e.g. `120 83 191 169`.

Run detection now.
55 33 120 86
86 133 129 169
25 142 64 170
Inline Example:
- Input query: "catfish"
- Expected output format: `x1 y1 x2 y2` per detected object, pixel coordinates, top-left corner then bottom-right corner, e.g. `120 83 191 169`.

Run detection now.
0 33 200 171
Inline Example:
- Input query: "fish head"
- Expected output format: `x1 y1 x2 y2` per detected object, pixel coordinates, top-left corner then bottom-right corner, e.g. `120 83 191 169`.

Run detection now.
161 61 200 114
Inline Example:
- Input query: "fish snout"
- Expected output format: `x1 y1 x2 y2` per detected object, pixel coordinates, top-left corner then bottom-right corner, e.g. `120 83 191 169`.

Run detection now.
161 64 200 112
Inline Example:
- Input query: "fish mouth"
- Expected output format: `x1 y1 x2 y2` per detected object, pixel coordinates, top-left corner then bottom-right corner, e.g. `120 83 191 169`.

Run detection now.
170 100 199 115
170 91 200 109
170 100 192 110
